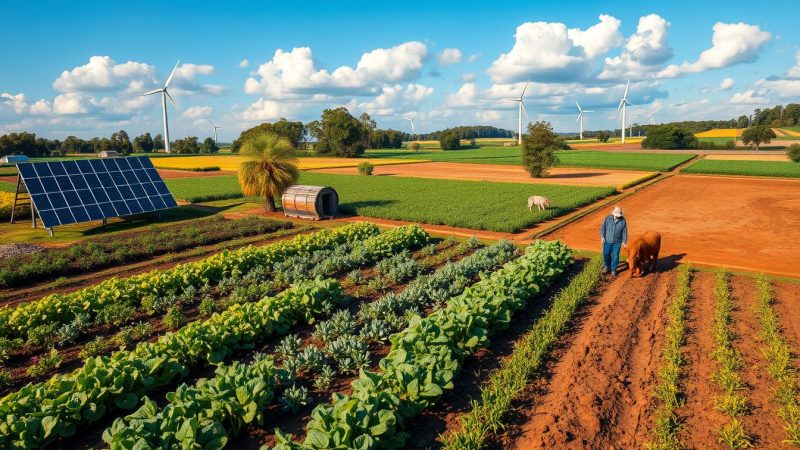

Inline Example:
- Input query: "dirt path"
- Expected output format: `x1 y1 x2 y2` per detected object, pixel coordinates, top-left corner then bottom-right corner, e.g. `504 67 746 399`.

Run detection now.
510 269 673 449
676 271 727 448
548 175 800 278
313 161 651 188
729 275 786 448
772 282 800 350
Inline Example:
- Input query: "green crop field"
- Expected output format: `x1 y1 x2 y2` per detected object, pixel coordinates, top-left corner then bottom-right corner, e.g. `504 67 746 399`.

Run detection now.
366 147 695 171
681 159 800 178
697 137 737 145
165 173 614 232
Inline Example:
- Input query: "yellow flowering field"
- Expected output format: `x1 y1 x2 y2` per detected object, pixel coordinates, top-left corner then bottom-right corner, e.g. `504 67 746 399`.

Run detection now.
150 155 428 171
694 128 743 138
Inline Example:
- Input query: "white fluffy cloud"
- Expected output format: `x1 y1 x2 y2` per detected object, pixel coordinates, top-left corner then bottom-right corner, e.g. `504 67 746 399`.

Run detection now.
657 22 770 78
239 58 249 68
53 56 156 93
244 41 428 98
438 48 462 65
182 106 213 118
357 83 433 115
599 14 672 79
488 15 622 83
720 78 735 90
1 93 51 115
730 90 769 104
240 98 302 121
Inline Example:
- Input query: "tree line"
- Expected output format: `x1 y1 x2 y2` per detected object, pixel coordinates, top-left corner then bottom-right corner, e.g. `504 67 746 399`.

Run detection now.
0 130 219 158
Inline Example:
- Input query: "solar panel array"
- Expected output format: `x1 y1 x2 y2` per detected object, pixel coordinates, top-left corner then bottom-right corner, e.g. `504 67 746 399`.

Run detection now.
16 156 177 229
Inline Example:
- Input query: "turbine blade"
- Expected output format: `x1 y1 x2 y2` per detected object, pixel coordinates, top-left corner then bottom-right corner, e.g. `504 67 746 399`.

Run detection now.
584 110 595 113
623 79 630 100
521 80 529 98
576 114 581 122
141 88 163 96
520 101 529 121
618 100 624 111
165 90 181 112
575 101 582 112
165 60 181 88
207 119 214 127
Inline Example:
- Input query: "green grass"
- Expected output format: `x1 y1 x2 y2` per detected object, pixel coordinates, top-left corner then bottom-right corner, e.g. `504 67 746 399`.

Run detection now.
366 147 694 171
682 159 800 178
164 173 614 233
698 137 737 145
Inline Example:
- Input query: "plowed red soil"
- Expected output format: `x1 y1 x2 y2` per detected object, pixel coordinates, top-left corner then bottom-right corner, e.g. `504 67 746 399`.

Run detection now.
676 271 727 448
313 161 650 187
510 269 673 449
548 175 800 277
504 268 799 449
729 276 786 448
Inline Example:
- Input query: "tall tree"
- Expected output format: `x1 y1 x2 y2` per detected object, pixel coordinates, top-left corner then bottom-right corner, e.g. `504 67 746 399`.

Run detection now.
201 137 219 153
232 118 306 152
522 121 563 178
237 133 299 212
153 134 165 151
133 133 155 153
110 130 132 154
310 107 366 157
741 125 776 150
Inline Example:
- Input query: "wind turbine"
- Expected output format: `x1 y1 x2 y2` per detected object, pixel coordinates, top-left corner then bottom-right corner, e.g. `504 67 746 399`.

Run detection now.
404 113 416 141
575 102 594 140
207 119 222 146
617 80 630 143
504 81 529 145
648 112 655 125
142 60 181 153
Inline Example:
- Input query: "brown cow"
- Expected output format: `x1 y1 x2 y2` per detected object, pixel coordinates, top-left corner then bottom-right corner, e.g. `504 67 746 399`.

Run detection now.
626 231 661 278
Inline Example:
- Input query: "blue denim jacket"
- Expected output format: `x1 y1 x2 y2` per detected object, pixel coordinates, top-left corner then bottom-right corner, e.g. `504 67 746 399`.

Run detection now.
600 214 628 244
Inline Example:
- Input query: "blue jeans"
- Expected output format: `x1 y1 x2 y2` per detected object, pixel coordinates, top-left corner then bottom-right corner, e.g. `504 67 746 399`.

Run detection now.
603 242 622 274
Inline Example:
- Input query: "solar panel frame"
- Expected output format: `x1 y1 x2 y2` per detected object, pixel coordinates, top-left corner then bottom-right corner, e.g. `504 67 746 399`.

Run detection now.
15 156 177 229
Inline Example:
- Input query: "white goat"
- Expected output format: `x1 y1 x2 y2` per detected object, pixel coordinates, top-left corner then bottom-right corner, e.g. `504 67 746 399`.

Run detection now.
528 195 551 212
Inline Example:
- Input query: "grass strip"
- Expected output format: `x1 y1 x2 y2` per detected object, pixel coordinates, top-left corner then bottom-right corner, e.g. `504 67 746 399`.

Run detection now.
711 270 753 449
439 254 603 449
754 275 800 446
681 159 800 178
646 264 693 450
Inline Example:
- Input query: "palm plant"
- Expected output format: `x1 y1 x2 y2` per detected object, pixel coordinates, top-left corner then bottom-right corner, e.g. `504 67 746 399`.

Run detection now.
238 133 299 211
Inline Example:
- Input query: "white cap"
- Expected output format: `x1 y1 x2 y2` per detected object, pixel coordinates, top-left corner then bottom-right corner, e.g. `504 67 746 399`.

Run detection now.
612 206 623 217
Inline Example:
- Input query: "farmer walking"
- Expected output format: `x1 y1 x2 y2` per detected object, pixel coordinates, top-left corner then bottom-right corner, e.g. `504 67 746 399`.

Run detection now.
600 205 628 276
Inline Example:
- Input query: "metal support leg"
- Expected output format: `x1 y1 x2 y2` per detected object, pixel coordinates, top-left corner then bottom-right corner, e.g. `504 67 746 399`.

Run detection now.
10 175 20 224
102 218 108 226
48 227 53 237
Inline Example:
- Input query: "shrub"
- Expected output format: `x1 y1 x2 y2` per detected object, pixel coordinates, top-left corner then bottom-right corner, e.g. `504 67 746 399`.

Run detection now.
439 132 461 150
596 131 610 142
641 125 698 149
357 161 374 176
522 121 562 178
409 142 421 151
97 303 137 326
788 144 800 162
725 139 736 149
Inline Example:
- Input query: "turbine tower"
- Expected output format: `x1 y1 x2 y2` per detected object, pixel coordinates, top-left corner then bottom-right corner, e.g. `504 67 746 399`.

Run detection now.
504 81 529 145
207 119 222 146
648 113 655 125
617 80 630 144
142 60 181 153
575 102 594 140
404 113 416 141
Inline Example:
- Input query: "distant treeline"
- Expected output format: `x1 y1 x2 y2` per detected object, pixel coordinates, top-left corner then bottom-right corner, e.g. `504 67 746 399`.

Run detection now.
415 125 515 141
0 130 219 158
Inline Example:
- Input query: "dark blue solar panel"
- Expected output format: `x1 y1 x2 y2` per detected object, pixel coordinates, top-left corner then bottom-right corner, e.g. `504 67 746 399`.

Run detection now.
63 160 81 175
49 162 66 176
18 164 36 178
15 156 176 228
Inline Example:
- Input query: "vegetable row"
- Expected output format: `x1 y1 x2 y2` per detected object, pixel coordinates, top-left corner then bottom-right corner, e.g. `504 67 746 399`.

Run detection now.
101 240 518 449
0 222 379 351
274 240 573 449
0 224 430 449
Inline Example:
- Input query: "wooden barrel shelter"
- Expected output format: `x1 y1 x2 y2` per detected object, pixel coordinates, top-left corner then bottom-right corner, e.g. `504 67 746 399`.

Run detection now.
281 185 338 220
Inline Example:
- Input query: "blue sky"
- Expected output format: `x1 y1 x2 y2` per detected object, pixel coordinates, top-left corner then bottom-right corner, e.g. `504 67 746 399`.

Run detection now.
1 0 798 141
